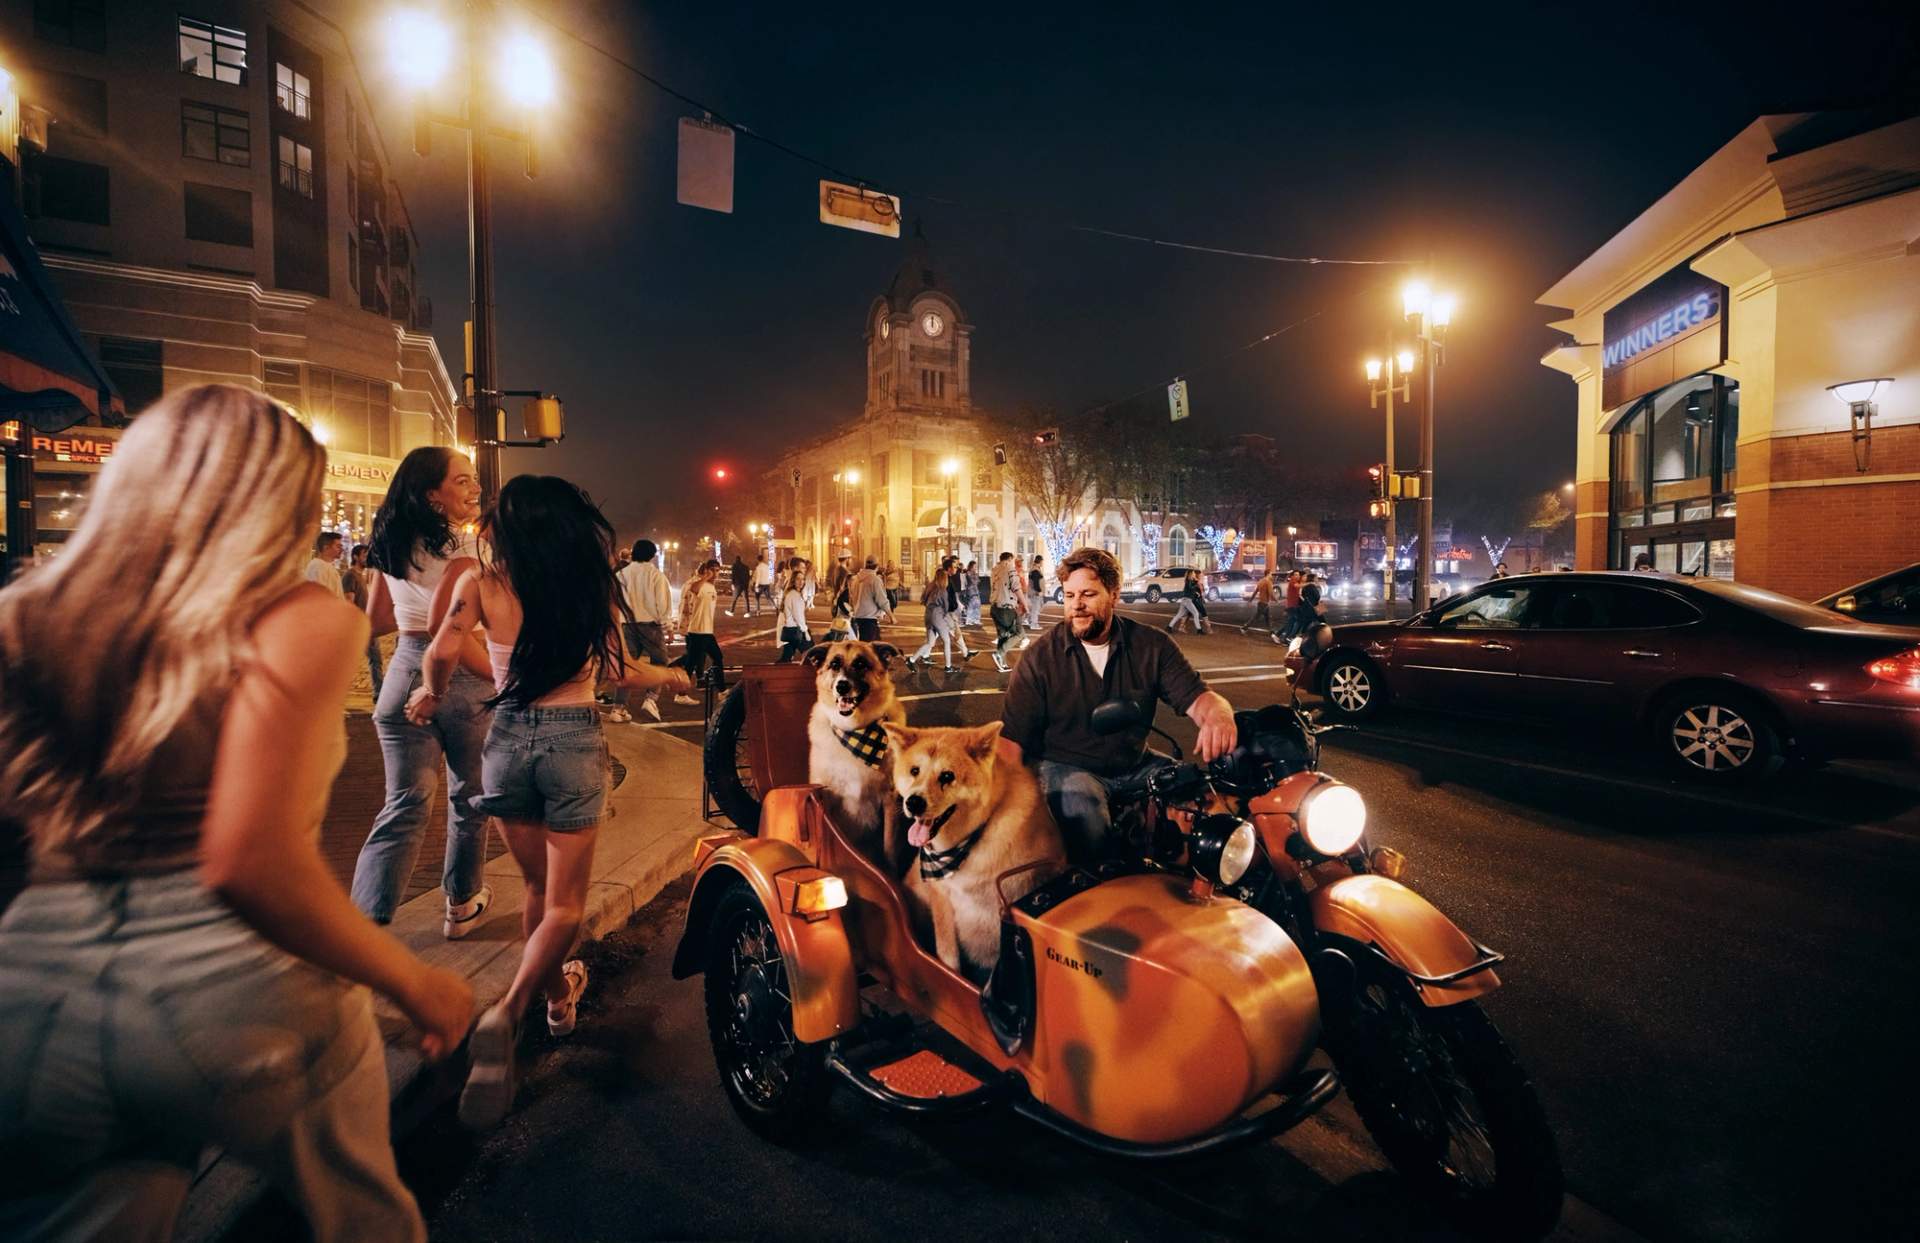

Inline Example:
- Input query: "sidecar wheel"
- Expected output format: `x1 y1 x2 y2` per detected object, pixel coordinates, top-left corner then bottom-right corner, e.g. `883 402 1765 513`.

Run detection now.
1330 975 1563 1240
703 883 831 1143
702 684 761 832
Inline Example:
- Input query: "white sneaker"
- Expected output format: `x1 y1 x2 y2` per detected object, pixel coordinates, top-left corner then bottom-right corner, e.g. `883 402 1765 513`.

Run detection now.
444 884 493 940
641 697 661 721
606 706 632 723
992 654 1009 673
673 694 697 705
459 1003 518 1129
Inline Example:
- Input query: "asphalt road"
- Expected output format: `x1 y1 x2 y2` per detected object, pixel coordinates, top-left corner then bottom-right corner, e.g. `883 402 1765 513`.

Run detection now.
332 598 1919 1243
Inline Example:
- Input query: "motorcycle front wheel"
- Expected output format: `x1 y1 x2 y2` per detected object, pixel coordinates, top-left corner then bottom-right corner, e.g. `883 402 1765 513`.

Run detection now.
1329 972 1563 1241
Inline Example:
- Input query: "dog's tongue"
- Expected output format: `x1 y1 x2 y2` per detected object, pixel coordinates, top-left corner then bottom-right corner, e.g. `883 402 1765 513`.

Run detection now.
907 819 933 848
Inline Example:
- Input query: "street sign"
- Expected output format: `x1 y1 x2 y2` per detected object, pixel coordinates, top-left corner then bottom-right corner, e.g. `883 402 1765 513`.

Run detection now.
676 118 734 214
819 180 901 237
1168 378 1190 422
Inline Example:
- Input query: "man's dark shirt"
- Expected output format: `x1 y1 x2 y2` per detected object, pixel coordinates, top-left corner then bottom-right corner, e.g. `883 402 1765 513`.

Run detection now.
1002 615 1209 778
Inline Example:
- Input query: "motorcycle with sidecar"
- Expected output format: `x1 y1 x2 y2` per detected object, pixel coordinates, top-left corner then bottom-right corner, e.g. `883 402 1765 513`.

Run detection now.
684 665 1563 1239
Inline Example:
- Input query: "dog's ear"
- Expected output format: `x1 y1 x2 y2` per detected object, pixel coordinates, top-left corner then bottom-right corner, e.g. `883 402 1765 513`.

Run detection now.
880 722 914 752
871 642 901 667
802 644 830 669
965 720 1004 761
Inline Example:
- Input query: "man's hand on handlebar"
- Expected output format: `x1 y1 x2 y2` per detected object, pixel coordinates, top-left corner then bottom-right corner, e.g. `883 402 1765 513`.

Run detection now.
1189 690 1238 763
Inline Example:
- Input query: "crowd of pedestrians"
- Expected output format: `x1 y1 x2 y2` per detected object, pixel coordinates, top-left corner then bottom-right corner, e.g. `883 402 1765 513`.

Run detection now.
0 386 1331 1243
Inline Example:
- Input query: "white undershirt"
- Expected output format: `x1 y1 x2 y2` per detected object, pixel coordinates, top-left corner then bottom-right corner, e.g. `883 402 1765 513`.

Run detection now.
1082 640 1113 678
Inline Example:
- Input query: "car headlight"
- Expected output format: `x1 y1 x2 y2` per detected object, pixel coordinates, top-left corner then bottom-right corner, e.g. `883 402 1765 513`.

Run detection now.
1298 783 1367 856
1191 815 1260 886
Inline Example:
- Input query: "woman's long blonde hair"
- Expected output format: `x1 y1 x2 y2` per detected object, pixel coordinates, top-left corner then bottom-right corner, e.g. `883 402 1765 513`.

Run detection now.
0 385 325 855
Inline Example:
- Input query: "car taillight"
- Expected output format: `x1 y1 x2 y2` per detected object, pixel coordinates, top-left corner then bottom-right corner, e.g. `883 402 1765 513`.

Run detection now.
1866 647 1920 690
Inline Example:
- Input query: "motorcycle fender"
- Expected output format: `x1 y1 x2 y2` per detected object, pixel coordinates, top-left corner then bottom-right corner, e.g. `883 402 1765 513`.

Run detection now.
1310 874 1500 1006
671 837 860 1042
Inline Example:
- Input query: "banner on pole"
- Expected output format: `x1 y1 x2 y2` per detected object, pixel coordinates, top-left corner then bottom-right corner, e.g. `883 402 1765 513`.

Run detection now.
1168 378 1190 422
677 118 735 214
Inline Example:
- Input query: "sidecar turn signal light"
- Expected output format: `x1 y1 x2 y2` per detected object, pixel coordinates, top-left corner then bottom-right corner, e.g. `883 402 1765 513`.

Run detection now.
1369 846 1408 880
780 869 848 921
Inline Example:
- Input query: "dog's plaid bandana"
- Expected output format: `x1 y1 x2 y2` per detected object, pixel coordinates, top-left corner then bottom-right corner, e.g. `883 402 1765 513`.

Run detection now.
834 721 889 769
918 825 986 881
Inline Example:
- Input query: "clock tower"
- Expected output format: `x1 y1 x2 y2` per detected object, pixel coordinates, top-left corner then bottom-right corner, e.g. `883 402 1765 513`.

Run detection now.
865 224 971 419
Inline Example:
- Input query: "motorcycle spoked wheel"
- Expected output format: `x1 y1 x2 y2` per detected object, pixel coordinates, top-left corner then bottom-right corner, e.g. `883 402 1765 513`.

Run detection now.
1329 971 1564 1241
703 884 831 1142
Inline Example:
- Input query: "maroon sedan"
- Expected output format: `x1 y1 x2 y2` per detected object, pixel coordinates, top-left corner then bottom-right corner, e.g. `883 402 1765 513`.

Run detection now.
1288 571 1920 780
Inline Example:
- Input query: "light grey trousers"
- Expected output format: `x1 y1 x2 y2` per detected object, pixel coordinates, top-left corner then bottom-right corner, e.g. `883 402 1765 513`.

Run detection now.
0 871 425 1243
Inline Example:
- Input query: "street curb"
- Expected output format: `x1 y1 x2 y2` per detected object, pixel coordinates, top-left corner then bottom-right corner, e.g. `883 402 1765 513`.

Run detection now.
175 731 712 1243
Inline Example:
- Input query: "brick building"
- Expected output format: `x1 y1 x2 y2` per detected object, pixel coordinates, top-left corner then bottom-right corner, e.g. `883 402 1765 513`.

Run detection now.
0 0 459 563
1540 110 1920 600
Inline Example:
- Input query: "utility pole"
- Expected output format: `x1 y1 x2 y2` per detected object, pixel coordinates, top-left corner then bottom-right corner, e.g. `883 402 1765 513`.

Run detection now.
466 8 500 503
1401 279 1453 612
1383 342 1400 616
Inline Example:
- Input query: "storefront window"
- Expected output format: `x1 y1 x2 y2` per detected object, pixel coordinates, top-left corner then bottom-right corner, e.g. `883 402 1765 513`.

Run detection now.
1608 374 1738 571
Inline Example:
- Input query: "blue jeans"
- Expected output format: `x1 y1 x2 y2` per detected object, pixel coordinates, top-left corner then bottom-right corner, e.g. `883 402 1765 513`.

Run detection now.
349 636 492 924
474 706 608 830
1038 755 1169 860
0 872 423 1243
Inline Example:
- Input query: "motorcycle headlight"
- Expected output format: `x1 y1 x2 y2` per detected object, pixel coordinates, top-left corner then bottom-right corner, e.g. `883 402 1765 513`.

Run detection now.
1298 783 1367 857
1191 815 1259 886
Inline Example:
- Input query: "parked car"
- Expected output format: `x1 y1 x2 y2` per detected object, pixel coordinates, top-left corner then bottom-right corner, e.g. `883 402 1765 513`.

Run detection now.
1122 565 1199 603
1286 571 1920 780
1817 562 1920 631
1207 569 1258 601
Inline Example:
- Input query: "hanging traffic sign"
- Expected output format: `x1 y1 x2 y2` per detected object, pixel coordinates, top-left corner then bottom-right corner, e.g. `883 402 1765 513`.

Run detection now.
819 181 901 237
1168 378 1190 422
677 118 735 214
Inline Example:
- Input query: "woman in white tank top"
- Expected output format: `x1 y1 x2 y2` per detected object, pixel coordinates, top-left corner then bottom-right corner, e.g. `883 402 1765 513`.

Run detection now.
349 448 496 939
404 475 688 1128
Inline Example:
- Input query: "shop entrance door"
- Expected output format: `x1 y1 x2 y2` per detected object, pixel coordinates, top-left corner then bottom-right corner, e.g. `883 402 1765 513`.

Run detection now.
1644 526 1735 580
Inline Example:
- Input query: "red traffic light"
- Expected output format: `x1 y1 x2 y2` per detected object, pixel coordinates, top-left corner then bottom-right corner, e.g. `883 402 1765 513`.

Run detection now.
712 466 729 481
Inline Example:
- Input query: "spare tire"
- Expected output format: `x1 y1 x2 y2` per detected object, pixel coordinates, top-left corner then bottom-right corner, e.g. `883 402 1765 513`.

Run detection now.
703 684 762 832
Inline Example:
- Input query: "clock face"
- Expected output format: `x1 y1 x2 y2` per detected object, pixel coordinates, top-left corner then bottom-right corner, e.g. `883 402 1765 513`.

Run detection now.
921 310 945 338
878 316 890 339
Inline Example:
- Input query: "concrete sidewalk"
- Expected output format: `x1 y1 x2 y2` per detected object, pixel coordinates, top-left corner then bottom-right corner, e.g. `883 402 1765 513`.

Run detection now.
175 721 717 1242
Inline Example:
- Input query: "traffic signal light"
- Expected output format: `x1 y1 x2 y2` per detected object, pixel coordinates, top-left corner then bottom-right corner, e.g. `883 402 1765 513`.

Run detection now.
1369 500 1389 519
1368 463 1386 499
1032 428 1060 448
712 466 729 481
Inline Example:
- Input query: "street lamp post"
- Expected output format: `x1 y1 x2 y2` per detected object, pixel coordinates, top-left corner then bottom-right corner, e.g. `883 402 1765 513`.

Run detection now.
1401 280 1456 612
1365 347 1416 616
939 457 959 561
391 6 555 507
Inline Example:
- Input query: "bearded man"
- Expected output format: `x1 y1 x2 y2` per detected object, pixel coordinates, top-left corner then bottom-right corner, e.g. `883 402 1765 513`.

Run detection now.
999 546 1237 858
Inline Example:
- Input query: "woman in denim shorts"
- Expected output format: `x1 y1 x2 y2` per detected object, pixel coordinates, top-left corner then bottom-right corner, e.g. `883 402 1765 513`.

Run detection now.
0 387 472 1242
405 475 690 1128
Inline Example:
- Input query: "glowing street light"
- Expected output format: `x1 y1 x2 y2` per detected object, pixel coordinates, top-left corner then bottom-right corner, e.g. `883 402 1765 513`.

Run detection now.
939 457 960 557
387 10 454 88
498 27 556 108
1363 346 1415 614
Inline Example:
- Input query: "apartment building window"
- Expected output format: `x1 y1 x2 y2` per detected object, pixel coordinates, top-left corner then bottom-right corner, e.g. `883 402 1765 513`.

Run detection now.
275 136 313 197
274 63 311 118
183 181 251 246
32 153 110 224
34 0 106 52
42 71 108 137
182 102 249 167
178 16 246 85
309 369 393 457
96 337 164 413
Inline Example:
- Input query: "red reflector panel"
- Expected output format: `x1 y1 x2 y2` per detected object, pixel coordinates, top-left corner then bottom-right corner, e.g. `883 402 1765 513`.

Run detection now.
1866 648 1920 690
868 1050 983 1099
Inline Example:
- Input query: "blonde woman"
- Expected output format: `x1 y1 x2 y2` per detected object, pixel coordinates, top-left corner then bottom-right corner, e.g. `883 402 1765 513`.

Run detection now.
0 386 472 1242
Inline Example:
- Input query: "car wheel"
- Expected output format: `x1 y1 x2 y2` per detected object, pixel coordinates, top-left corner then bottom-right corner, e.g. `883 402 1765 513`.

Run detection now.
1052 588 1063 604
1321 655 1383 721
1146 585 1162 603
1207 587 1221 601
1653 691 1781 781
704 883 833 1143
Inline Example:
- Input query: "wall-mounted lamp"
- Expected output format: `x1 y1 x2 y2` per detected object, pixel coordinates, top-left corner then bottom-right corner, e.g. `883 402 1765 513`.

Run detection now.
1828 378 1892 472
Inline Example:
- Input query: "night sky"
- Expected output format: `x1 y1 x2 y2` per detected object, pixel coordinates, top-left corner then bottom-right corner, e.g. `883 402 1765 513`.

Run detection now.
361 0 1920 540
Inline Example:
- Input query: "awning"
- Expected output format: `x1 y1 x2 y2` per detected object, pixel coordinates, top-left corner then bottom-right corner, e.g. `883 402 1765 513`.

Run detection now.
0 158 120 433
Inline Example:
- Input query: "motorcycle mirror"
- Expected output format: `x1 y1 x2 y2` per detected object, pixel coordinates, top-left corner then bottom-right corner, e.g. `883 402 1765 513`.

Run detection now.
1090 699 1143 736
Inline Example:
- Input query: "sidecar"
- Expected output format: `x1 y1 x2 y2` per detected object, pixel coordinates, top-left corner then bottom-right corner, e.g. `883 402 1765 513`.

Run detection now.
674 665 1338 1153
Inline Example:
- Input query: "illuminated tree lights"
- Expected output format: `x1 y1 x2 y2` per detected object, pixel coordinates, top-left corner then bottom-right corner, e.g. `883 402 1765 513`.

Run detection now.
1133 522 1163 573
1195 524 1243 571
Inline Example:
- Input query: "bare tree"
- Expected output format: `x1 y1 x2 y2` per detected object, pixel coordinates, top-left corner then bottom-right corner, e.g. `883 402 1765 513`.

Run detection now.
991 406 1103 565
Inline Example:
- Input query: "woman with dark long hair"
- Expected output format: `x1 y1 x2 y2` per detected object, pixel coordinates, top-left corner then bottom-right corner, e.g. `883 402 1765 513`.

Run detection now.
405 476 689 1127
351 447 496 938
